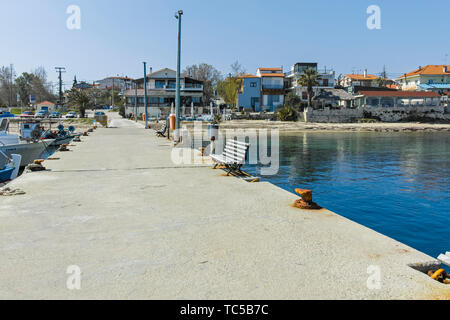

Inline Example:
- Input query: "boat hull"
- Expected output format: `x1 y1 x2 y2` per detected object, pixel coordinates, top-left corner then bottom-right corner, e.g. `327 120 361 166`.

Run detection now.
0 167 14 183
0 140 54 167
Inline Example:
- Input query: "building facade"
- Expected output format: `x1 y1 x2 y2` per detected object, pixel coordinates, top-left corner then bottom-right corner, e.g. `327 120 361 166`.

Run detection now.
285 62 335 102
397 65 450 94
339 71 379 89
236 68 285 112
97 76 134 92
123 68 204 117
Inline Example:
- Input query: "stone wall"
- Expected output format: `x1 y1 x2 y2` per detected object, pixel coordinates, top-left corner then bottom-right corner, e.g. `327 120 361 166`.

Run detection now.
303 106 450 123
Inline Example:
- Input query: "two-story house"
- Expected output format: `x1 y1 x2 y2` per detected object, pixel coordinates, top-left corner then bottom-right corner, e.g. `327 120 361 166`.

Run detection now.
236 68 285 112
339 71 379 89
123 68 204 118
397 65 450 94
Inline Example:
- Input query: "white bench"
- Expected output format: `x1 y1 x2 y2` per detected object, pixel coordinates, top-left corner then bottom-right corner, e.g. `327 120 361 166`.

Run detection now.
155 122 167 137
211 139 250 176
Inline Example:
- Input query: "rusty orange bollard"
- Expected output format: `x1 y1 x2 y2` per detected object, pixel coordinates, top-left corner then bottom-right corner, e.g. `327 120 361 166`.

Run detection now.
294 188 321 210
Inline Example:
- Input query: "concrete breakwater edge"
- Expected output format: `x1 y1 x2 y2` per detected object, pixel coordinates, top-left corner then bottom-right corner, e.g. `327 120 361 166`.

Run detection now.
0 115 449 299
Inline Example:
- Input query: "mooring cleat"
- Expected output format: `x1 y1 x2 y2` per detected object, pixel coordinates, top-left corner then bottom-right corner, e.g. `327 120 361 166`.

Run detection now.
59 144 70 152
294 188 322 210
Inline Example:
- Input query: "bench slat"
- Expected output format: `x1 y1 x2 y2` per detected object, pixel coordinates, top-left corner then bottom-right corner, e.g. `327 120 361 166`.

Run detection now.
224 148 247 159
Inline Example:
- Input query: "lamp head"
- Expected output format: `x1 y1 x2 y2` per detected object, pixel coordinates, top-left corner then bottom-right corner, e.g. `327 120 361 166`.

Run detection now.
174 10 183 19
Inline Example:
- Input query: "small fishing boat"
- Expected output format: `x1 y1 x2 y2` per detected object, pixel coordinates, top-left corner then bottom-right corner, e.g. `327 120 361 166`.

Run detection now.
0 151 21 183
0 119 54 168
41 124 77 147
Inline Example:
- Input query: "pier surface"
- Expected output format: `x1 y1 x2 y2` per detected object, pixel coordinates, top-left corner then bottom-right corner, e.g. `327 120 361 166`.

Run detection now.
1 114 449 299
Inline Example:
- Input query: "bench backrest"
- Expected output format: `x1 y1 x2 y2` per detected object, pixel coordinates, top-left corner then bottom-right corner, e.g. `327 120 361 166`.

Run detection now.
222 139 250 164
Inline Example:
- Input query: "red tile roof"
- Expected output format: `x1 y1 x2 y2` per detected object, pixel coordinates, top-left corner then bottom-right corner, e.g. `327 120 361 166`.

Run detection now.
360 91 440 98
37 101 55 106
344 74 379 80
259 73 285 77
398 65 450 79
237 74 259 79
258 67 282 71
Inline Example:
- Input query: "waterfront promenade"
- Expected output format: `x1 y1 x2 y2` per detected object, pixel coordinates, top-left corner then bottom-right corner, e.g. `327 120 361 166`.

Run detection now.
0 115 449 299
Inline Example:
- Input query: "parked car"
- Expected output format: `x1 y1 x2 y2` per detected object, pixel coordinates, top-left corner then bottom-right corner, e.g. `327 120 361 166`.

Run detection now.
20 111 35 118
66 111 78 119
35 110 49 118
0 111 15 118
49 112 62 118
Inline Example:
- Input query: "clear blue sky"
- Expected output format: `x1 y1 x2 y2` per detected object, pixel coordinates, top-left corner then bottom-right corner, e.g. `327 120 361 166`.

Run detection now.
1 0 449 90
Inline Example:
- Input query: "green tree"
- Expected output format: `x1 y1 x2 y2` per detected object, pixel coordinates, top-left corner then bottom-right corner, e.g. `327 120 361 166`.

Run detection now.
183 63 222 105
297 68 320 107
67 89 91 118
285 91 301 110
217 77 241 109
277 105 297 121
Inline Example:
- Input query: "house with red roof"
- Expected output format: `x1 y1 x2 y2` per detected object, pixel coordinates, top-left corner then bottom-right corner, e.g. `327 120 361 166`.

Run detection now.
397 65 450 93
36 101 56 112
236 68 285 112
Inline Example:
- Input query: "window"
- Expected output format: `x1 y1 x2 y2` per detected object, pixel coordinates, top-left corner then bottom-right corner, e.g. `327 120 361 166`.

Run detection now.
323 79 329 86
155 80 165 88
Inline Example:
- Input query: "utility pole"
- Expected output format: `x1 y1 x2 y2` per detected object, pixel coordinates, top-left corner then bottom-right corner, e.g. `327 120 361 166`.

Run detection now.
112 77 115 107
174 10 183 141
143 62 148 129
134 81 138 122
55 67 66 109
8 64 13 108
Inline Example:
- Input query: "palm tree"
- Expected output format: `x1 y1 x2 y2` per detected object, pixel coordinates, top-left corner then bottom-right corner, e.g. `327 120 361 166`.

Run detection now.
297 68 320 107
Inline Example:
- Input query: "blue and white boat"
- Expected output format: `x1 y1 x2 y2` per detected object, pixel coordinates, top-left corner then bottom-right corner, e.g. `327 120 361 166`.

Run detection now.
0 151 21 183
0 118 54 168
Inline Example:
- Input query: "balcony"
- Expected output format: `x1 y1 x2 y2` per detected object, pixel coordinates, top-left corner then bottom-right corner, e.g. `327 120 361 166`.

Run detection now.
262 84 284 90
148 84 203 91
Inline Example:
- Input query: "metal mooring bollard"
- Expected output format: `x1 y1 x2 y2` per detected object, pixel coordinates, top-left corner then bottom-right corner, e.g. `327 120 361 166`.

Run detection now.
83 131 89 136
27 160 46 172
294 188 322 210
59 144 70 152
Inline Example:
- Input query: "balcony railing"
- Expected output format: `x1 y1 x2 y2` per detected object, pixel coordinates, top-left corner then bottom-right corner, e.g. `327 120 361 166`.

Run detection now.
262 85 284 90
148 84 203 91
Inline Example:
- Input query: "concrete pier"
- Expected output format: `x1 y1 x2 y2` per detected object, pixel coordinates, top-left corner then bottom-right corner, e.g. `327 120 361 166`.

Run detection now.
0 115 449 299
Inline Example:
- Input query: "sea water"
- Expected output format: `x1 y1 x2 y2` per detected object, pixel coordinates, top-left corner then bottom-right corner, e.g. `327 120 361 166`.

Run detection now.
245 132 450 261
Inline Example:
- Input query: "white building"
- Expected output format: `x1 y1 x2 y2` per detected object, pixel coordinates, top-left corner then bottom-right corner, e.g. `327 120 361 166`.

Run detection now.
285 62 335 102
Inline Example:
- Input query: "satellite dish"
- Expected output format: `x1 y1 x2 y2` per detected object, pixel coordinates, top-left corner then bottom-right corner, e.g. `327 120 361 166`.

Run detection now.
68 126 75 133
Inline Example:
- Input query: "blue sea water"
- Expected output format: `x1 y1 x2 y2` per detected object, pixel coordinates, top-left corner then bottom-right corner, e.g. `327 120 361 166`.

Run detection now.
245 132 450 261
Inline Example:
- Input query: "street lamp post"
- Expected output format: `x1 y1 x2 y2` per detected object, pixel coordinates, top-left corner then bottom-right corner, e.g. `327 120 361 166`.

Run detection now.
174 10 183 141
134 80 138 122
143 62 148 128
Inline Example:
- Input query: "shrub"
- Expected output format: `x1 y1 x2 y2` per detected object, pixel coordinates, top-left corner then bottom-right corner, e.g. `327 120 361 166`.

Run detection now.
277 105 297 121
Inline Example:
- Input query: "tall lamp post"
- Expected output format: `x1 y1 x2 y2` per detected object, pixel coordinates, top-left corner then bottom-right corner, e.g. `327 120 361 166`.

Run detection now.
134 80 138 122
174 10 183 141
143 62 148 128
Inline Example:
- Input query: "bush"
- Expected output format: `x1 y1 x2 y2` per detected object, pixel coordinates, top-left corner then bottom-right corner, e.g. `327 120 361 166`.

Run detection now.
277 106 297 121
